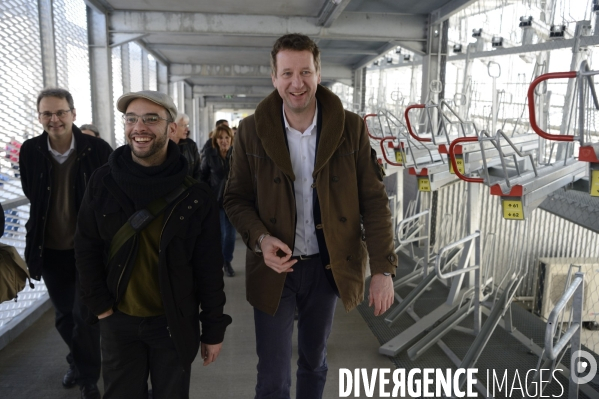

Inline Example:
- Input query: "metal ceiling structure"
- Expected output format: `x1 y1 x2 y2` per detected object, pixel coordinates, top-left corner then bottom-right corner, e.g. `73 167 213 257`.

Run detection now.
85 0 477 113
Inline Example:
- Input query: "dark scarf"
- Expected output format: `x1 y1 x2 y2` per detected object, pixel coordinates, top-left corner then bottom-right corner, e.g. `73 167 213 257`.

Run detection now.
108 140 188 209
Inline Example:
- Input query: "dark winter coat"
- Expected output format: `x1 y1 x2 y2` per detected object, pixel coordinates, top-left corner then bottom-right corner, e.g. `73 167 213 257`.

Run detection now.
19 126 113 280
74 163 231 372
223 85 397 316
200 146 232 205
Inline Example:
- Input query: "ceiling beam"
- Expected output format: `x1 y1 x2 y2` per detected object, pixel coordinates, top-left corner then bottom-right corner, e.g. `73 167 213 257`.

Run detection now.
210 103 260 111
205 96 263 104
148 44 379 56
430 0 478 25
170 63 353 81
109 11 427 42
317 0 352 28
353 42 398 70
193 85 273 96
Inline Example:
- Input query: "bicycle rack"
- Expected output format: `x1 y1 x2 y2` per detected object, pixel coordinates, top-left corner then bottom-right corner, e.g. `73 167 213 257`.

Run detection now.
528 60 599 197
448 130 586 220
380 231 483 357
396 100 481 192
527 269 587 398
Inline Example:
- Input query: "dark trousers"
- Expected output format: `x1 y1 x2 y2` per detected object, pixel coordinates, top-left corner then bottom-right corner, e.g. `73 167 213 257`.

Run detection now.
42 248 101 385
220 209 236 262
99 312 190 399
254 257 338 399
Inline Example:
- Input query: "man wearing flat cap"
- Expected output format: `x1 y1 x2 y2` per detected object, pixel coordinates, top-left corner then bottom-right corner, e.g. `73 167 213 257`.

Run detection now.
75 90 232 398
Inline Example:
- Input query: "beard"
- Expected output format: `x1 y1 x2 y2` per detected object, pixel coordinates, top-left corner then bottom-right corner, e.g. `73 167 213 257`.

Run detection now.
128 125 169 160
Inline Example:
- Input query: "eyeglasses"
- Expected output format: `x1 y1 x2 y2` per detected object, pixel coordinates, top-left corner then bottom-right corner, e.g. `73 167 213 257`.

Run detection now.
39 109 72 120
122 113 172 125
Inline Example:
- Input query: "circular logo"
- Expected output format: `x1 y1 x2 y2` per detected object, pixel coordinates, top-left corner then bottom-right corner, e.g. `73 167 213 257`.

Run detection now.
571 350 598 385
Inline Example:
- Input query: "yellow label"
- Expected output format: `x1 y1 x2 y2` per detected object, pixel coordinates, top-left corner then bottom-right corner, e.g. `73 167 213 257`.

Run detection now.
449 156 465 175
395 151 403 163
418 177 431 192
502 199 525 220
591 169 599 197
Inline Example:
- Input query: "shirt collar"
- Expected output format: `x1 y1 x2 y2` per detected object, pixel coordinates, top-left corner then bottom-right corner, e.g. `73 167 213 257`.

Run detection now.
47 132 76 157
282 103 318 135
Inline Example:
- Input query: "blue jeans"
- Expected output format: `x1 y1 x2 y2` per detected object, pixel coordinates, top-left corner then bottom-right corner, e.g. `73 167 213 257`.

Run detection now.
220 209 236 262
254 256 338 399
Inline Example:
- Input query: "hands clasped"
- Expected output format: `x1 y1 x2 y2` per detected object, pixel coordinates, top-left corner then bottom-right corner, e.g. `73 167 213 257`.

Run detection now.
260 235 298 273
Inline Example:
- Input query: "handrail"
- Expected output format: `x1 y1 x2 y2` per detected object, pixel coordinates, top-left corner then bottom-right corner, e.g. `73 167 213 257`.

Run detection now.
448 136 484 183
404 104 432 142
1 196 30 209
527 71 577 142
435 231 480 279
544 273 584 360
379 137 403 166
363 113 394 141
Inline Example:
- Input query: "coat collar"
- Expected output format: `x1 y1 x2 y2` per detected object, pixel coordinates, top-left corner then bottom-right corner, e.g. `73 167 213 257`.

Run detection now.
254 85 345 181
36 125 92 158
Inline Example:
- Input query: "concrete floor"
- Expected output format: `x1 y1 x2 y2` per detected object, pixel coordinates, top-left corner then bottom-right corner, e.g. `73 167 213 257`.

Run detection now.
0 238 397 398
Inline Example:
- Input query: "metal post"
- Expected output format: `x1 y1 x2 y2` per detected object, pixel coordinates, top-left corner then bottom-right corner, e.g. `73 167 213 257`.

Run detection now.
38 0 57 88
87 6 115 147
141 49 150 90
557 21 590 160
121 44 131 94
569 272 585 399
420 23 443 104
158 63 168 95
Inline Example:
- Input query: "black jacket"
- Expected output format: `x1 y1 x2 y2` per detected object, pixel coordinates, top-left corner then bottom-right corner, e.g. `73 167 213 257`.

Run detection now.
19 126 113 280
74 163 231 372
178 138 201 181
200 147 232 205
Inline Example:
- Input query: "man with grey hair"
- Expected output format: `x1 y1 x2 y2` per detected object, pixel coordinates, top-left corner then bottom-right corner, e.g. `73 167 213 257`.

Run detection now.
20 87 112 399
169 113 201 180
75 90 231 398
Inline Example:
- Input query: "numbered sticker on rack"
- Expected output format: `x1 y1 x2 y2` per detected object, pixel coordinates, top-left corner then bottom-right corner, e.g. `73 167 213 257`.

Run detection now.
502 198 524 220
449 156 465 175
591 169 599 197
394 150 403 163
418 177 431 192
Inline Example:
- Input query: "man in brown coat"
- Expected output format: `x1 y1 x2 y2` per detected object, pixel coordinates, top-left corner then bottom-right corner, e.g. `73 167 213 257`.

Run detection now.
224 34 397 399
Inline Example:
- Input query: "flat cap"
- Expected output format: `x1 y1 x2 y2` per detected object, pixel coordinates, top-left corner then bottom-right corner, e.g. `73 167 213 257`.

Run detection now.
117 90 177 122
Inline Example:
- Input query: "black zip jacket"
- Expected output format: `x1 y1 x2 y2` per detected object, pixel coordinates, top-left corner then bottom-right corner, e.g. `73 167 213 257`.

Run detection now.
200 146 232 205
19 126 113 280
178 138 202 181
74 164 232 372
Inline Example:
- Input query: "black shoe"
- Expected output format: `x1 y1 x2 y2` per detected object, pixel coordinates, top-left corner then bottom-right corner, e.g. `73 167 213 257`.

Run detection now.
81 383 101 399
224 261 235 277
62 366 77 388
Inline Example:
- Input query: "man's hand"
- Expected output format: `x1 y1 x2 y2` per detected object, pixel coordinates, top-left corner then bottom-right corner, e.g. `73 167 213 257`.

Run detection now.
368 274 394 316
260 235 297 273
97 309 113 319
201 342 222 366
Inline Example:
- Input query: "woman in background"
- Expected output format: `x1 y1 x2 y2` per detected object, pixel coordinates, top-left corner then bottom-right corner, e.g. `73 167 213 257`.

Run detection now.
200 125 236 277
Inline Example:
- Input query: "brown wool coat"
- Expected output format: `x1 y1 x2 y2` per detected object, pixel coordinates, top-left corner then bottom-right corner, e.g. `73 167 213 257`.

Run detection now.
223 85 397 315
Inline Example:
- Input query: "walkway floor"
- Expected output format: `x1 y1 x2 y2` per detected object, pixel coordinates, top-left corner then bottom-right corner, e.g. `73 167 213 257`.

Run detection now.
0 237 396 398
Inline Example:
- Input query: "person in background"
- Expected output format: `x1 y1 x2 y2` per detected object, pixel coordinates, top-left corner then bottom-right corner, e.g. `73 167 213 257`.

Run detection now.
224 33 396 399
19 87 113 399
80 124 100 138
75 90 231 399
200 124 235 277
201 119 228 159
169 113 201 180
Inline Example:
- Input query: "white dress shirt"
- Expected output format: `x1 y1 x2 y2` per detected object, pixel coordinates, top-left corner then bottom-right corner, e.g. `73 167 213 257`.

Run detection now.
283 104 320 256
47 133 76 164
